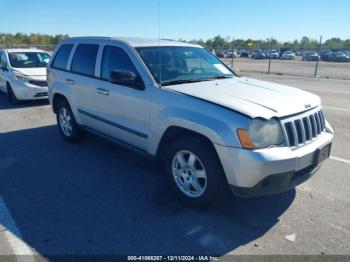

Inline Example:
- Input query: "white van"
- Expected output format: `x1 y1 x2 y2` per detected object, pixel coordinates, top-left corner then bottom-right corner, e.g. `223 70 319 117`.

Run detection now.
0 48 50 103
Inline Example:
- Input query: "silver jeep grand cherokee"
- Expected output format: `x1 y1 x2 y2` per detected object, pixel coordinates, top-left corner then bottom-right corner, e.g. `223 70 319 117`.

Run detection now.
48 37 334 207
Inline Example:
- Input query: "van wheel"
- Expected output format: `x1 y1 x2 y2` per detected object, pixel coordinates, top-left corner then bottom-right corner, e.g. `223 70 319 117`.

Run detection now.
7 84 19 104
56 99 83 143
164 137 228 207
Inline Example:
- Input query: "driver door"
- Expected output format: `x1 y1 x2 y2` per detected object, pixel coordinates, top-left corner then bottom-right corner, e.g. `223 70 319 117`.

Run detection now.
93 45 150 151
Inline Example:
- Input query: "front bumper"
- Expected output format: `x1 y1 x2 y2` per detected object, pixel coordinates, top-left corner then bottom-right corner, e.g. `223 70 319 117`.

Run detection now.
230 164 320 197
12 81 48 100
214 131 333 197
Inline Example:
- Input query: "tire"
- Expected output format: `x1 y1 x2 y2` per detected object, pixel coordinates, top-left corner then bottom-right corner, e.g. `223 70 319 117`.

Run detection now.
7 84 19 104
164 136 229 207
56 99 83 143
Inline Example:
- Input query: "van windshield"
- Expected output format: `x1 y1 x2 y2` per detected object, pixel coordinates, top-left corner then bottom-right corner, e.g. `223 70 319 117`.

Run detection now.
8 52 50 68
136 46 235 86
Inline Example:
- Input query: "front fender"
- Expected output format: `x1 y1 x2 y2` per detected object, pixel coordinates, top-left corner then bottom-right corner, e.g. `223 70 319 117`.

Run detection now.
148 105 250 155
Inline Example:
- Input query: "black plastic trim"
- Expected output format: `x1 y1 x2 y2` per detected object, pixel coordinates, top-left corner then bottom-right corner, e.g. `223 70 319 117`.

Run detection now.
77 109 148 139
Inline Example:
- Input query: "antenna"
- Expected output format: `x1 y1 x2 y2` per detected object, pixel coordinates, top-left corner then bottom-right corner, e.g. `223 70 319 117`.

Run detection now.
158 0 162 87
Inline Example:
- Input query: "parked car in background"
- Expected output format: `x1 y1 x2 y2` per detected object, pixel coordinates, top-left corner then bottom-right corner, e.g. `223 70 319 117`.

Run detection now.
48 37 334 207
208 49 216 55
266 50 279 59
240 49 250 57
254 51 266 59
0 48 50 103
279 48 291 58
226 49 237 58
320 50 332 61
216 49 226 58
251 49 261 58
281 51 296 60
326 51 350 62
302 51 319 61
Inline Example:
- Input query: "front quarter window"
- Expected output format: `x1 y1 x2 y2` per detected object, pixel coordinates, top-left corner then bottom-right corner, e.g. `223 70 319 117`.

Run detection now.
136 46 235 86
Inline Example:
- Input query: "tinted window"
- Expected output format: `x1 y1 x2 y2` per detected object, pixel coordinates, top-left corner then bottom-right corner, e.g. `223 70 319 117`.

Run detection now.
101 46 139 81
71 44 99 77
52 44 73 70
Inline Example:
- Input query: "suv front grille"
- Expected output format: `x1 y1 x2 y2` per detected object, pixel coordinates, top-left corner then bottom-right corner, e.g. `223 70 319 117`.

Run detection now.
280 108 326 147
34 92 48 97
29 80 47 87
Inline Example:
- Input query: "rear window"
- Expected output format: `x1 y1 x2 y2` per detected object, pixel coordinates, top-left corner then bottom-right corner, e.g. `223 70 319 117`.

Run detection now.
71 44 99 77
52 44 73 70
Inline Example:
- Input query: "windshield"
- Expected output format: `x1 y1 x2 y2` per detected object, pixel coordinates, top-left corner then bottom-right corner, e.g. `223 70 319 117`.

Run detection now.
8 52 50 68
136 46 235 86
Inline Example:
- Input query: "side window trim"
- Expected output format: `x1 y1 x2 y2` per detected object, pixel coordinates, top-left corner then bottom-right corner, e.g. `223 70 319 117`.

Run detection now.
66 43 77 71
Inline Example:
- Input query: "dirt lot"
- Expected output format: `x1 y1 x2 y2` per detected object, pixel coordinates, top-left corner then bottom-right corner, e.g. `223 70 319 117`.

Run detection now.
0 74 349 258
222 57 350 80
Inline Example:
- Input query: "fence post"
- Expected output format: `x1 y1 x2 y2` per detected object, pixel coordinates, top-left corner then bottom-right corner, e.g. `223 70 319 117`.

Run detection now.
314 35 322 77
231 37 234 69
268 37 272 74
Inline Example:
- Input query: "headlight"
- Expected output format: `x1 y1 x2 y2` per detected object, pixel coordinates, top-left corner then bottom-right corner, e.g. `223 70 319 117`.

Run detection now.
237 118 284 149
14 72 30 82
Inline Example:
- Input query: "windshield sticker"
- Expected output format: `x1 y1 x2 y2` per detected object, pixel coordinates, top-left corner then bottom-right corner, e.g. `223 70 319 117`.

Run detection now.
214 64 231 74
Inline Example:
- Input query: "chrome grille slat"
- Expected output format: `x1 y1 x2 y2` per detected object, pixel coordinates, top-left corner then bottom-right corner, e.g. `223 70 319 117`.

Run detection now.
315 113 321 134
290 122 298 147
280 108 326 148
297 119 306 143
309 115 317 138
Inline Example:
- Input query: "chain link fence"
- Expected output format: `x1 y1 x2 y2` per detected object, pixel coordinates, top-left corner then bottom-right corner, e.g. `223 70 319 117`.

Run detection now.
213 39 350 80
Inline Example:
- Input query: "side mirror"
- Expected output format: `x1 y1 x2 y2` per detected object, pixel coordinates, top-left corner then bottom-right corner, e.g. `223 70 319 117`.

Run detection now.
0 62 8 71
109 70 145 90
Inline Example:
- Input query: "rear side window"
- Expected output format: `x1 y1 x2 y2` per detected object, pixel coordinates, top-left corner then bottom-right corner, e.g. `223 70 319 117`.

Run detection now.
71 44 99 77
52 44 73 70
101 46 139 81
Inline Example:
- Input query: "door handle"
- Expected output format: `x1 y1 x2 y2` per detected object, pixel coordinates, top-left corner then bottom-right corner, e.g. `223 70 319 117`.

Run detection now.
65 79 75 85
96 88 109 96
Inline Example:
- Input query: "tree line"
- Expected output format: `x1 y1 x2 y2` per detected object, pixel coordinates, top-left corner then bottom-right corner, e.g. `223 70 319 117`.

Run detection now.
1 33 349 51
187 36 350 51
0 33 69 47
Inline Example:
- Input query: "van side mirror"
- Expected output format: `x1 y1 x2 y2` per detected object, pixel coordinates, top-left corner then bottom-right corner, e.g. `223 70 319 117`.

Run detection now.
109 70 145 90
0 62 8 71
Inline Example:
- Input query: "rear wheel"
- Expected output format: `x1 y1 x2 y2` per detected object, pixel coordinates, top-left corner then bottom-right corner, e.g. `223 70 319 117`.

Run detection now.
56 99 83 143
164 137 229 207
7 84 19 104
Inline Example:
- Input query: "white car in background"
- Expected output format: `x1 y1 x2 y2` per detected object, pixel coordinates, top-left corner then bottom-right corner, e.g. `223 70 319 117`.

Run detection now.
0 48 50 103
281 51 296 60
267 50 279 59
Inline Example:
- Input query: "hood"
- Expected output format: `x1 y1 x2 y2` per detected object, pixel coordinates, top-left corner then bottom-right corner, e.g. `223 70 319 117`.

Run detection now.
164 77 321 119
12 67 46 77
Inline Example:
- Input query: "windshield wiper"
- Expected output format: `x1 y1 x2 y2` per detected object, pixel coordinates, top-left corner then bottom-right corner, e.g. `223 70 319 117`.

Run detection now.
209 75 234 79
161 79 211 86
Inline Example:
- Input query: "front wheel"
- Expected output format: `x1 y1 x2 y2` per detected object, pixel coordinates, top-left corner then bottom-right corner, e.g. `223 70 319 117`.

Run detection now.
165 137 229 207
56 99 83 143
7 84 19 104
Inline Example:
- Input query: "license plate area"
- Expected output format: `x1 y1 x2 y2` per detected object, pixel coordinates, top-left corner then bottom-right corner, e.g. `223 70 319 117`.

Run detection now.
313 143 332 167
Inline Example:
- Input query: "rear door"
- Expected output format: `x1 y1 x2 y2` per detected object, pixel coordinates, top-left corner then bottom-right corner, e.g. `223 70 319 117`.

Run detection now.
93 45 150 151
66 43 101 128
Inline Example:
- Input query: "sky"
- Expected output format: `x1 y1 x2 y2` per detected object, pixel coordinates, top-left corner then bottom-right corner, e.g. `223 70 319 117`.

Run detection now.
1 0 349 42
